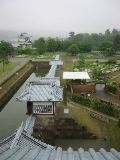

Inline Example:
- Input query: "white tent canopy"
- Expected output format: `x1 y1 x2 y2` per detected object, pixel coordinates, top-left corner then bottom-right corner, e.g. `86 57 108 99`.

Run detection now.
63 71 90 80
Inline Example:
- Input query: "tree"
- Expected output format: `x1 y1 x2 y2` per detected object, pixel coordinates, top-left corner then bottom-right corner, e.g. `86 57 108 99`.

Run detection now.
113 34 120 51
104 29 112 42
104 47 115 55
105 29 111 35
99 42 115 55
33 38 46 54
67 44 79 55
112 29 118 37
92 67 103 80
78 43 92 53
54 39 63 51
47 38 57 52
99 42 112 51
69 32 75 38
16 47 33 55
74 58 85 69
90 33 101 50
0 41 14 71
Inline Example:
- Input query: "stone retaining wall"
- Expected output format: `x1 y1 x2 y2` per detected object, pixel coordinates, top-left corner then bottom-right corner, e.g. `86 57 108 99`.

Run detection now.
32 61 50 69
70 84 96 94
0 60 51 111
0 62 34 111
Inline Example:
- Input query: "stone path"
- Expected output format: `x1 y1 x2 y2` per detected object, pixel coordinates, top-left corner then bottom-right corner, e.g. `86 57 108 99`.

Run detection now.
93 90 120 108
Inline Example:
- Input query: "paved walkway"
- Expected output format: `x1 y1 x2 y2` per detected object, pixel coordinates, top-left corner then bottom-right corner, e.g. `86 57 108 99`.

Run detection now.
93 91 120 108
0 59 28 84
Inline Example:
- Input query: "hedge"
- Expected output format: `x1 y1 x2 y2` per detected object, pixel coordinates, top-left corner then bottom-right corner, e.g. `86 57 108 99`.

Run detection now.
71 93 119 118
107 84 117 95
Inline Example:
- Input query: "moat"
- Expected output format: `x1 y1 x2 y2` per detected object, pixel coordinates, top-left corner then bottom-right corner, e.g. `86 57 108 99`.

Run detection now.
0 69 48 140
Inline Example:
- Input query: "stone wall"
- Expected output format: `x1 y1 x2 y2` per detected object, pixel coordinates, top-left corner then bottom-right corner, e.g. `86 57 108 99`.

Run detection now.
117 89 120 99
0 60 51 111
32 61 50 69
33 117 97 145
0 62 34 111
70 84 96 94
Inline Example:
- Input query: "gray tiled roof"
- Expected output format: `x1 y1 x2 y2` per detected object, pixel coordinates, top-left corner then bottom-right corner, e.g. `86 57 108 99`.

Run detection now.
16 81 63 102
0 117 54 151
0 145 120 160
16 55 63 102
24 115 36 135
0 133 16 152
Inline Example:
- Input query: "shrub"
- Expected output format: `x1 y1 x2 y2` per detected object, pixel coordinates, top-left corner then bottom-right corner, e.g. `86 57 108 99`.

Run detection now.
71 94 91 107
107 59 117 64
108 84 117 94
71 93 118 117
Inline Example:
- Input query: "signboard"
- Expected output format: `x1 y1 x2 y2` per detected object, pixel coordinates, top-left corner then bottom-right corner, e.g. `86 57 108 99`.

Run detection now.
64 108 69 114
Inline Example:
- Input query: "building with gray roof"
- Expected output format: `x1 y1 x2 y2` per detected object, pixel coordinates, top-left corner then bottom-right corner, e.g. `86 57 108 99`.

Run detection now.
16 55 63 115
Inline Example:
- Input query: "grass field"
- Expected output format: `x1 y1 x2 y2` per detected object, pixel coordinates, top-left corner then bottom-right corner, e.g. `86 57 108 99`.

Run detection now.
0 62 33 97
107 121 120 150
68 102 108 139
16 52 56 59
110 70 120 84
113 75 120 83
0 62 19 77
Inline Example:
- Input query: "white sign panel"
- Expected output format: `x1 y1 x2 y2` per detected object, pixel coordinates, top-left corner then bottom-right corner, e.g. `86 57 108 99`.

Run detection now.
64 108 69 114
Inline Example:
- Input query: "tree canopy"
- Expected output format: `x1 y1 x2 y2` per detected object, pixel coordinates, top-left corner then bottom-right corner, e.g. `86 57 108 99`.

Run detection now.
31 28 120 55
67 44 79 55
113 34 120 51
0 41 14 71
0 41 14 58
33 38 46 54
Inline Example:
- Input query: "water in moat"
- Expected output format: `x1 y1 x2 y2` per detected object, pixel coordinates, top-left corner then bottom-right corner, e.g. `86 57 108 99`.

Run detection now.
0 69 48 140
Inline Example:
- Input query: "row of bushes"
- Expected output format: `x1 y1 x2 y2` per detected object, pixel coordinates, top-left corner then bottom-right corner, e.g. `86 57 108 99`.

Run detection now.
71 93 119 117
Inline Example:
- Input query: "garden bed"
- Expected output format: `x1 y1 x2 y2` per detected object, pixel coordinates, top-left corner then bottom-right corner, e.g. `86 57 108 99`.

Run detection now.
71 93 120 118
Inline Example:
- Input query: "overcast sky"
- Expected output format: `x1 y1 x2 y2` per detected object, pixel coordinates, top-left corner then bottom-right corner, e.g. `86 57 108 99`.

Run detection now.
0 0 120 37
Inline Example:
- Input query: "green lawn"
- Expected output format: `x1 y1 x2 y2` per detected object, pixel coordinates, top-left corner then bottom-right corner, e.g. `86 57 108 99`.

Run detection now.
68 102 108 139
113 75 120 83
0 62 20 77
16 52 56 59
0 62 33 97
107 121 120 150
67 102 120 149
109 70 120 84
